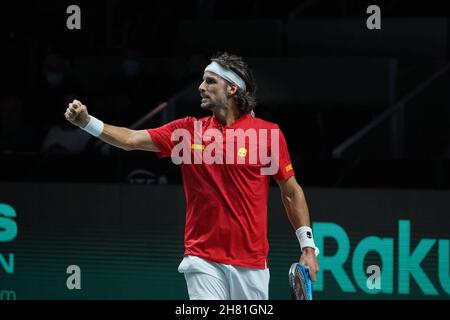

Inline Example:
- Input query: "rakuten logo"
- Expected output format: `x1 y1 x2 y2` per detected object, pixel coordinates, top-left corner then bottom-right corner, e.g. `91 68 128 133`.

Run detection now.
0 203 16 275
313 220 449 296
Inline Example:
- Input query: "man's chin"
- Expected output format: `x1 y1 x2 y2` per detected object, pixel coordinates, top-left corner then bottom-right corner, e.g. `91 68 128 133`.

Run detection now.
200 102 214 110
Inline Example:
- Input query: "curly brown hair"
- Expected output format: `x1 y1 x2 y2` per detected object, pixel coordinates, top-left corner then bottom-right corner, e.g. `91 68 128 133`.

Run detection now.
211 52 257 114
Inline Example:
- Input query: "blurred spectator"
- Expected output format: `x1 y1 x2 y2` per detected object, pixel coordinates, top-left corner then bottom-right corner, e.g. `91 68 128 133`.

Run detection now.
41 123 92 155
36 52 82 128
0 95 37 153
106 48 161 125
126 169 168 185
197 0 215 19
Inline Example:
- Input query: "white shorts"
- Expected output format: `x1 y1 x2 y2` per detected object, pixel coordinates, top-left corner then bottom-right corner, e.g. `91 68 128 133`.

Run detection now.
178 255 270 300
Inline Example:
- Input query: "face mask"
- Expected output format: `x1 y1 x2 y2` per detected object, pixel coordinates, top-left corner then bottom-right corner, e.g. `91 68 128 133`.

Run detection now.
46 72 64 88
122 59 141 77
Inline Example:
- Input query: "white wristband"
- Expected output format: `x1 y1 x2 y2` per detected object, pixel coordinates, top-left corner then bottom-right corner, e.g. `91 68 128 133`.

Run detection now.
296 226 320 256
82 116 104 137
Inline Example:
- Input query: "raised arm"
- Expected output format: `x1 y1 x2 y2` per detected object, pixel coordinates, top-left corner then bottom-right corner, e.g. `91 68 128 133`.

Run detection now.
64 99 159 152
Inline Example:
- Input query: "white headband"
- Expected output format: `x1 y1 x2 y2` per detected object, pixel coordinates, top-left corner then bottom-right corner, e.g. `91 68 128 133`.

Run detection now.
204 61 246 91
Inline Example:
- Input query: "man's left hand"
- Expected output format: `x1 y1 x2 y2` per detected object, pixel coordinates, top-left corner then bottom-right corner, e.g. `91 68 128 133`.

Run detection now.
299 247 320 282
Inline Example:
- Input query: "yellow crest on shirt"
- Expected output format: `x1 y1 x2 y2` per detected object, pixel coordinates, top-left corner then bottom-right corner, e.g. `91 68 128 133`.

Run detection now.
191 144 206 150
285 164 293 172
238 147 247 157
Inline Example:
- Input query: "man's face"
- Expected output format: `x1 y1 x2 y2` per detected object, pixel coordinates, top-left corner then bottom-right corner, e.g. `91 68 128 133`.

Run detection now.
198 71 228 110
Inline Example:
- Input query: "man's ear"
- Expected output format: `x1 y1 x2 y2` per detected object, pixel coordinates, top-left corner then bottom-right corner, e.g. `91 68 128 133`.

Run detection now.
227 83 238 96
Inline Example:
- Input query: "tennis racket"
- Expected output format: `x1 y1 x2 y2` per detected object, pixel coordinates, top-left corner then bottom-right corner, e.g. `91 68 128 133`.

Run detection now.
289 262 313 300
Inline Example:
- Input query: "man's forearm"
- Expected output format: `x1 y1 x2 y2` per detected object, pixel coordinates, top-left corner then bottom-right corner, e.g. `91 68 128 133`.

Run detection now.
281 185 319 257
66 100 136 151
281 186 311 230
97 123 135 151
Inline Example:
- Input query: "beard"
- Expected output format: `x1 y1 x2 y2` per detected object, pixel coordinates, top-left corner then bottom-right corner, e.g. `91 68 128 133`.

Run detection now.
200 94 228 110
200 98 214 110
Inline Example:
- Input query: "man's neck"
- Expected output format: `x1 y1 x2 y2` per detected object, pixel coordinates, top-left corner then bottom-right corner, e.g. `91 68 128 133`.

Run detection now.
212 106 243 127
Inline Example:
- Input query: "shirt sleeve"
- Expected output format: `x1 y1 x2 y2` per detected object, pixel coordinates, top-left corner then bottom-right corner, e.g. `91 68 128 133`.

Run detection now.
147 117 194 158
273 127 295 181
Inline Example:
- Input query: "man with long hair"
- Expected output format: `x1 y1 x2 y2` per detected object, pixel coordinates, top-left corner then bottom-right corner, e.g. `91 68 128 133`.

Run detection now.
65 52 319 300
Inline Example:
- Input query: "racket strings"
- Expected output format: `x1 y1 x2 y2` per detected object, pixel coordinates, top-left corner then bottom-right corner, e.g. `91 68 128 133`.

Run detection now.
293 266 308 299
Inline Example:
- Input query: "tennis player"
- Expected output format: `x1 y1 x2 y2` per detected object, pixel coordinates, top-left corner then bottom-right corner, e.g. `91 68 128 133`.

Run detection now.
64 52 319 300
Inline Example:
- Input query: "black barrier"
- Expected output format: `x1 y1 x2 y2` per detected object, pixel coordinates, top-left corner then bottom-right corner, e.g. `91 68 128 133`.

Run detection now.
0 183 449 299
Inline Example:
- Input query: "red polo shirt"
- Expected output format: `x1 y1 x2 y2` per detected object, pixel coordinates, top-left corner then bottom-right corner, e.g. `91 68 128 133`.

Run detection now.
147 113 294 269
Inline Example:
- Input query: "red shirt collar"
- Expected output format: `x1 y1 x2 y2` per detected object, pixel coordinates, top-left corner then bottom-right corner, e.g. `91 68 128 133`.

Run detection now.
211 113 252 129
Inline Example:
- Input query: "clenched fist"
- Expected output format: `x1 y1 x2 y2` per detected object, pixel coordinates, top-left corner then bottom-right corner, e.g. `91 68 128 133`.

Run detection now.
65 99 90 128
